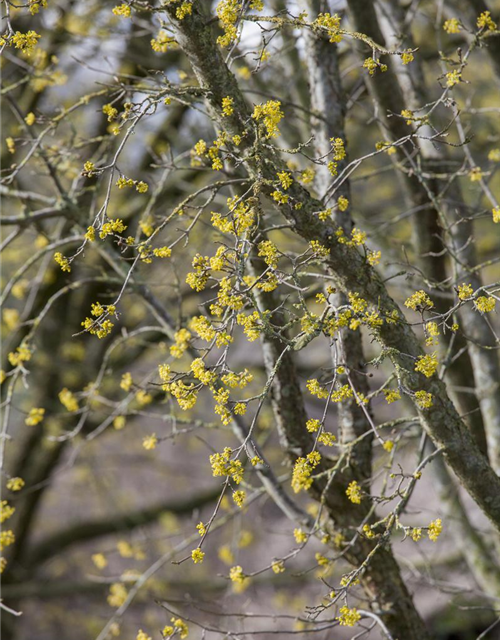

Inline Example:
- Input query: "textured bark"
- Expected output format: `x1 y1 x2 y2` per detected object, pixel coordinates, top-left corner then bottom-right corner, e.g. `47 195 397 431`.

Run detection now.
163 1 500 535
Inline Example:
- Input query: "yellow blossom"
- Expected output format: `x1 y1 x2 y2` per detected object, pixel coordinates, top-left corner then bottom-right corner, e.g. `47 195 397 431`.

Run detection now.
6 477 24 492
346 480 362 504
142 433 158 450
191 548 205 563
428 518 442 541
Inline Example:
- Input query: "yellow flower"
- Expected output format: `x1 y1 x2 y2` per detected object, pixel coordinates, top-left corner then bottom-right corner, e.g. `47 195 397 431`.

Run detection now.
346 480 362 504
383 388 401 404
107 583 127 607
54 252 71 272
474 296 496 313
294 528 308 543
252 100 284 138
0 501 15 523
25 112 36 126
415 353 438 378
415 390 433 409
457 283 474 300
163 618 188 639
443 18 461 34
221 96 234 116
428 518 442 541
477 11 496 31
25 407 45 426
232 490 246 508
92 553 108 569
191 548 205 563
405 290 433 311
142 433 158 450
337 606 361 627
446 70 461 87
59 388 79 412
6 477 24 492
271 560 285 574
401 50 414 65
112 4 131 17
277 171 293 190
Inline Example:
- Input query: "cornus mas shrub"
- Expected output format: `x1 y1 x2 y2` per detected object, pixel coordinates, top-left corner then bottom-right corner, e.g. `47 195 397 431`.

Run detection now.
1 0 500 638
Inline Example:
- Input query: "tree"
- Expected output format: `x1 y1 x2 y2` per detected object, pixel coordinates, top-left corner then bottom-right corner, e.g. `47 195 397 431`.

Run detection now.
1 0 500 638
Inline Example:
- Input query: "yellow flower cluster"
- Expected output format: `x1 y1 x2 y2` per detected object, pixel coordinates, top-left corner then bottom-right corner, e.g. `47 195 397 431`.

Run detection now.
346 480 362 504
331 384 354 403
163 618 188 639
415 353 438 378
294 528 308 543
306 379 329 399
318 432 336 446
216 0 239 47
306 418 321 433
0 530 15 551
335 227 366 247
175 1 192 20
314 13 342 43
337 606 361 627
237 311 262 341
458 283 474 300
59 388 79 412
469 167 484 182
258 240 279 268
477 11 496 31
25 407 45 426
29 0 47 15
99 218 127 239
252 100 284 138
405 290 433 311
446 70 461 87
233 490 246 507
170 328 191 359
6 477 25 491
337 196 349 211
475 296 496 313
212 197 255 236
112 4 131 17
0 501 15 523
210 448 244 483
7 344 31 367
142 434 157 450
277 171 293 190
222 96 234 116
151 30 176 52
1 31 41 55
443 18 461 34
401 50 414 65
229 564 246 583
107 583 127 607
54 252 71 272
272 560 285 574
363 57 387 76
186 254 210 291
291 451 321 493
428 518 442 541
415 390 433 409
191 548 205 563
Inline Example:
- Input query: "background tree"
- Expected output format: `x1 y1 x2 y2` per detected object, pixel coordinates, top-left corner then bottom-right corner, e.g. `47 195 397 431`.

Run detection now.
1 0 500 638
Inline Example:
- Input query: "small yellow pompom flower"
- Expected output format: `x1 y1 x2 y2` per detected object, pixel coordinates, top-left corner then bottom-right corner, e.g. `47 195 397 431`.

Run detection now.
191 548 205 563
